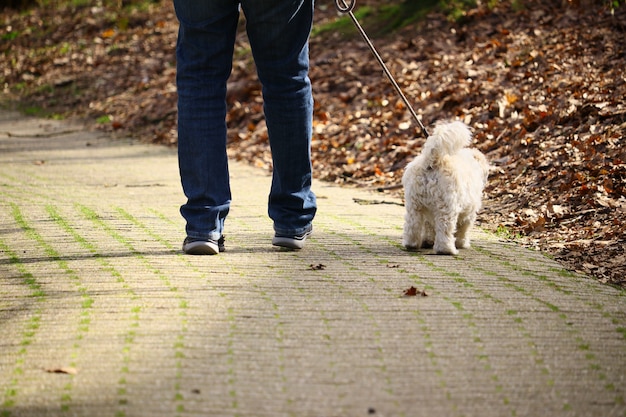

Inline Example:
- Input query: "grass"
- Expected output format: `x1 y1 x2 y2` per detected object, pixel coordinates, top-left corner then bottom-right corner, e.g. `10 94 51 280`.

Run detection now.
493 224 523 241
312 6 375 38
313 0 439 39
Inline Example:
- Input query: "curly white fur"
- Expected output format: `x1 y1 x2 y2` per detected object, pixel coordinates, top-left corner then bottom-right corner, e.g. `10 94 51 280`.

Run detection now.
402 121 490 255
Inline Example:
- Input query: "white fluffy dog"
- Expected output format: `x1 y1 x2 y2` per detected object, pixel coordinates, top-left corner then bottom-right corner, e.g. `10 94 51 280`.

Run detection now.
402 121 489 255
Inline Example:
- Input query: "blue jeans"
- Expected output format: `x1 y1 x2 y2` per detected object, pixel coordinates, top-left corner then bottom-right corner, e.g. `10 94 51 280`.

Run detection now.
174 0 317 241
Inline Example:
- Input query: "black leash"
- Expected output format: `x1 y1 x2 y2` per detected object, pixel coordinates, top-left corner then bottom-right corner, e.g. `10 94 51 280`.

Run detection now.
334 0 430 138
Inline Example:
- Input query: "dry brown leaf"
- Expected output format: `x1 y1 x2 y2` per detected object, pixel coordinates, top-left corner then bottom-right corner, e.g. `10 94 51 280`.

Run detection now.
45 367 78 375
404 286 418 296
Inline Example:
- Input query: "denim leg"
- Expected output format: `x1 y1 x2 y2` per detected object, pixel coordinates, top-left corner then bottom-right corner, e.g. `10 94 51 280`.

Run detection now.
174 0 239 240
241 0 317 236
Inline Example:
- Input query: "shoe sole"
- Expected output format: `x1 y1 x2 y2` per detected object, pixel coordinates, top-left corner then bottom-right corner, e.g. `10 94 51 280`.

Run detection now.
183 240 220 255
272 229 312 250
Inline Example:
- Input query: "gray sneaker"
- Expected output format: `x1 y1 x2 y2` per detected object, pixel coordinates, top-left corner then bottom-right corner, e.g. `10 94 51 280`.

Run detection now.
183 236 225 255
272 225 312 250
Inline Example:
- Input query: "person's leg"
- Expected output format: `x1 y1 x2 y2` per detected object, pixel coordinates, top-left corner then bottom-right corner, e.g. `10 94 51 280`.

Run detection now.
241 0 317 244
174 0 240 253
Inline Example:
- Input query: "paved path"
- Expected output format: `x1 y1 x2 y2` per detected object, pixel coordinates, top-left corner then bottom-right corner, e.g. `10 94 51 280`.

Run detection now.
1 111 625 417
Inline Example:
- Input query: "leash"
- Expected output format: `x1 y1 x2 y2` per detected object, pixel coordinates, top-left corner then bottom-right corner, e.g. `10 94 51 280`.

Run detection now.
334 0 430 138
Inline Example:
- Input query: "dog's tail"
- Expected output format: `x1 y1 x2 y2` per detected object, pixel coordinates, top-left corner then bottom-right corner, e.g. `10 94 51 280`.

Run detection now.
422 121 472 163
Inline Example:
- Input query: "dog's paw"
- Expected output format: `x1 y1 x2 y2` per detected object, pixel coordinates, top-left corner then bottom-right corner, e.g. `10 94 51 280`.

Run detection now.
421 240 434 249
433 244 459 255
403 244 419 252
455 238 471 249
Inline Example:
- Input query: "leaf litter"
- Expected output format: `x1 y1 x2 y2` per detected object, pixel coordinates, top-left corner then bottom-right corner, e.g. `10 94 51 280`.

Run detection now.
1 0 624 286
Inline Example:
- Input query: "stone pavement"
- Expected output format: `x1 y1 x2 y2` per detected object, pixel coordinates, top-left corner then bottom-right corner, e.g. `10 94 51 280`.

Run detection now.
1 110 625 417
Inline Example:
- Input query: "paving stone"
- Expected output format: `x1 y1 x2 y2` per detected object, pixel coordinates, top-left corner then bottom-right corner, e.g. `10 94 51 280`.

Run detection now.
1 111 625 417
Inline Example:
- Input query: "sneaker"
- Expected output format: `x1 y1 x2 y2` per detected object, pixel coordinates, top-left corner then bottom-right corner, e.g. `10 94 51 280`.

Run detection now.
272 225 312 250
183 236 225 255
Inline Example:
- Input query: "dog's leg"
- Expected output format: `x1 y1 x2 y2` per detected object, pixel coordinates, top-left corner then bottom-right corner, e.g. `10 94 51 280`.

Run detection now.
455 213 475 249
403 205 424 250
403 226 416 250
433 213 458 255
403 215 421 250
422 220 435 248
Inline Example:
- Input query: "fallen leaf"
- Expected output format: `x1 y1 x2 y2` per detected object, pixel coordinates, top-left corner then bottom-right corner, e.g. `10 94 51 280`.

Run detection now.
101 28 116 38
309 263 326 270
403 286 418 296
45 367 77 375
403 286 428 297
